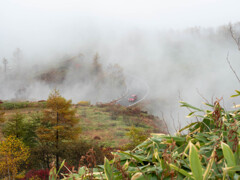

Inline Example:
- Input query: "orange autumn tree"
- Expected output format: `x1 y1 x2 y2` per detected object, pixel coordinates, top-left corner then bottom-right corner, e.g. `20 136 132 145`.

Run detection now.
37 89 80 171
0 135 29 179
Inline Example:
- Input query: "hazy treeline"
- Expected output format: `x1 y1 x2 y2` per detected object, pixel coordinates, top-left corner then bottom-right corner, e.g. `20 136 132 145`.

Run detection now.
0 52 126 103
1 22 240 131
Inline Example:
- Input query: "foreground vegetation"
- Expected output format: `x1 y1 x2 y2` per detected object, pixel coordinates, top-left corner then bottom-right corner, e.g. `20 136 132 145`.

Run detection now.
1 90 240 179
53 92 240 179
0 92 163 179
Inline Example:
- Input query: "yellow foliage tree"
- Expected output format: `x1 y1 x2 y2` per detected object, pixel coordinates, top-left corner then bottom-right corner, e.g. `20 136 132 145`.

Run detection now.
37 89 80 171
0 135 30 179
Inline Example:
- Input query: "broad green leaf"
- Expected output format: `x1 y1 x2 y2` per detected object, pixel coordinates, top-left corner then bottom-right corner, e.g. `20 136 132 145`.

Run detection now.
203 148 215 180
195 135 208 143
131 173 158 180
104 157 114 180
169 164 192 178
119 151 145 165
223 166 240 180
160 159 167 171
231 90 240 98
189 142 203 180
221 142 236 178
123 160 129 171
78 166 86 175
131 172 143 180
187 111 196 117
162 136 186 143
179 101 203 112
221 142 236 167
231 94 240 97
49 167 57 180
202 102 214 108
57 159 65 174
223 165 240 172
235 142 240 165
179 122 198 132
153 148 160 162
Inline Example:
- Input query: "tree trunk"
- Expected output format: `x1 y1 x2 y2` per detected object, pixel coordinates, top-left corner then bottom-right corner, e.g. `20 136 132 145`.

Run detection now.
46 151 50 169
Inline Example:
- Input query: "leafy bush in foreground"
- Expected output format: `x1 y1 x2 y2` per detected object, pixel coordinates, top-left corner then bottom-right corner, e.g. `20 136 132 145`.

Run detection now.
51 92 240 179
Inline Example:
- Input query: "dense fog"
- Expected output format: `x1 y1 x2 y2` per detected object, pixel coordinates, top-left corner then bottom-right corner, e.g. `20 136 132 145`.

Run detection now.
1 0 240 132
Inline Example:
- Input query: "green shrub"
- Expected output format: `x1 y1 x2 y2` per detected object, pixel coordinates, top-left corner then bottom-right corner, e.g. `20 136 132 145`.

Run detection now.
2 101 29 110
123 126 150 150
57 92 240 179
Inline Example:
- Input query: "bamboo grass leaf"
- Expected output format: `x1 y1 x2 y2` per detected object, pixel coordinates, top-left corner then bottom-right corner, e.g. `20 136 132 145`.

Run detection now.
189 142 203 180
78 166 86 175
104 157 114 180
57 160 65 175
169 164 192 178
231 90 240 98
119 151 145 165
131 172 144 180
187 111 196 117
221 142 236 178
203 148 215 180
223 166 240 172
221 142 236 167
235 142 240 165
202 102 214 108
179 122 198 132
179 101 204 112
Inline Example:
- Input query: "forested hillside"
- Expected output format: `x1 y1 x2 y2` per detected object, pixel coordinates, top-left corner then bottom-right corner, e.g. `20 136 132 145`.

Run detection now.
0 91 165 179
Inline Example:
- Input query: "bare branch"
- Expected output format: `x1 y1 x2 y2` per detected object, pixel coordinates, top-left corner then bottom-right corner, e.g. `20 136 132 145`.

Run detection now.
229 23 240 51
196 88 209 104
178 89 200 122
177 113 182 132
226 52 240 84
170 113 178 133
160 111 170 135
171 112 182 133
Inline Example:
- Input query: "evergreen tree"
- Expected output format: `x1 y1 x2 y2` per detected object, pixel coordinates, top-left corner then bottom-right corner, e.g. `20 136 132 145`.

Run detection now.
3 113 25 139
2 113 38 147
37 89 80 171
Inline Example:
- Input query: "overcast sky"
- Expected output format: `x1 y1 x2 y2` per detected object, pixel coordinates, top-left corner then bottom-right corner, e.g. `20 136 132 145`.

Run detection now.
0 0 240 57
1 0 240 130
1 0 239 28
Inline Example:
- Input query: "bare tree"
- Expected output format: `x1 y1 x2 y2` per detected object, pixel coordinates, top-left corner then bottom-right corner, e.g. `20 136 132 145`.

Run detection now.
227 24 240 85
2 58 8 74
226 52 240 84
229 23 240 51
13 48 23 70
